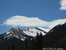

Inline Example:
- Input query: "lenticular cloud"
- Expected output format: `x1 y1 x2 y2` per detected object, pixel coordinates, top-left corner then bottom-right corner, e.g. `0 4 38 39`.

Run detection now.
4 15 66 30
4 16 48 27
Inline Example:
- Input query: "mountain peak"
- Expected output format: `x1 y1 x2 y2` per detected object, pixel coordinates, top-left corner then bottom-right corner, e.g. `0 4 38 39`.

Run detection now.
0 27 49 41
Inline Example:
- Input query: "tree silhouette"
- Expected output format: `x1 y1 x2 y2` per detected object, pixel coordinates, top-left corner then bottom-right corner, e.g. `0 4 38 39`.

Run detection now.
35 32 43 50
12 45 15 50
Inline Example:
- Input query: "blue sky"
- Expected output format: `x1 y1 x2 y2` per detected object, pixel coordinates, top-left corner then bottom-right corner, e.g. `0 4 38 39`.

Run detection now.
0 0 66 34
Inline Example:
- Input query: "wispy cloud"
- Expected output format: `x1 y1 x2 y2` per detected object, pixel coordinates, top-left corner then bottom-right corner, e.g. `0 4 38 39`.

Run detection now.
60 0 66 10
4 15 66 30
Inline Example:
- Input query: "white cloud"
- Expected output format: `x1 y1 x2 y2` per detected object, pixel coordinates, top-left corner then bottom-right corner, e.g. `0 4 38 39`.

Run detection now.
4 15 66 31
48 19 66 28
60 0 66 10
4 16 48 27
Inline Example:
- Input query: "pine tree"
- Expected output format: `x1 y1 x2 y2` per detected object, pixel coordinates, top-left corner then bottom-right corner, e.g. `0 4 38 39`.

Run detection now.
35 32 43 50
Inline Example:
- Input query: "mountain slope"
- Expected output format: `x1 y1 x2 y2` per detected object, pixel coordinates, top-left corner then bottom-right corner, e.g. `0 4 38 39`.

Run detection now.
0 27 47 50
43 23 66 48
0 23 66 50
0 27 47 41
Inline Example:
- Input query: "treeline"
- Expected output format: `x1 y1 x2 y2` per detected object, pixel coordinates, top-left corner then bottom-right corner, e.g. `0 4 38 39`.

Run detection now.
0 32 66 50
0 32 44 50
5 33 44 50
4 32 66 50
24 33 44 50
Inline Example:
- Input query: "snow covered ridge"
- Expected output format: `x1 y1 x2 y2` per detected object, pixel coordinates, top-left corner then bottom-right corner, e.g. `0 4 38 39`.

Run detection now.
23 27 48 37
2 27 48 41
1 21 66 41
0 21 66 41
